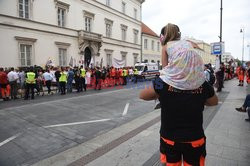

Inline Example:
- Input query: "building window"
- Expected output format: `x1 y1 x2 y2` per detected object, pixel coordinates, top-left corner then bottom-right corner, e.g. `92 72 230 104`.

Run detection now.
20 44 32 66
55 0 69 27
106 54 112 66
15 36 37 67
106 23 112 37
144 39 148 49
106 0 111 6
105 18 113 38
83 11 95 32
122 2 126 14
85 17 92 32
105 49 113 67
19 0 30 19
122 54 127 66
59 48 67 66
121 24 127 41
152 40 155 51
133 54 138 65
122 29 126 41
157 42 160 52
134 8 137 19
133 29 139 44
58 8 66 27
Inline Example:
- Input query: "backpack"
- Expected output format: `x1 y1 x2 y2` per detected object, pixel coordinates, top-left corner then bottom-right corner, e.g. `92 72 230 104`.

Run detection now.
207 69 215 85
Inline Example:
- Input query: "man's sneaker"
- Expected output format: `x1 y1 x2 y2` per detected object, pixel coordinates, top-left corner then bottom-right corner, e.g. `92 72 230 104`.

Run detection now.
235 107 246 112
245 119 250 122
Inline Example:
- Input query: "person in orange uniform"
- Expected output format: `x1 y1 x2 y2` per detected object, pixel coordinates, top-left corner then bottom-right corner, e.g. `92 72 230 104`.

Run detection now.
238 66 245 86
119 68 123 85
111 67 116 86
0 68 10 101
247 67 250 84
236 66 240 79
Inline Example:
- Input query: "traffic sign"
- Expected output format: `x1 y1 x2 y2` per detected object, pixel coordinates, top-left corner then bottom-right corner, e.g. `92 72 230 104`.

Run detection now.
211 42 222 55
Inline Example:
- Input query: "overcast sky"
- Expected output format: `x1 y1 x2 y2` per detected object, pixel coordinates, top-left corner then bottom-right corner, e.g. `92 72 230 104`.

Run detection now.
142 0 250 61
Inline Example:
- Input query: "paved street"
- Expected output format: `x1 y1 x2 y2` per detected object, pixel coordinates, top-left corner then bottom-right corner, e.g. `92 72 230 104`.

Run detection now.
0 81 155 166
1 79 250 166
32 79 250 166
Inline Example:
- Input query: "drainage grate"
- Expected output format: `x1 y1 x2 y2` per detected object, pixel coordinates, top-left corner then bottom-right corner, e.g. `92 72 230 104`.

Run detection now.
68 116 161 166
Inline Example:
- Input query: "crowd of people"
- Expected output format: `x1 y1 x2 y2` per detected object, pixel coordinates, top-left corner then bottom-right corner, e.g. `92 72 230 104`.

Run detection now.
203 62 250 93
0 65 140 101
1 63 249 102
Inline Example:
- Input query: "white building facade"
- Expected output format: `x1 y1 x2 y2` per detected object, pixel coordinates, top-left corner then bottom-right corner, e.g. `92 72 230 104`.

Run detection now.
185 37 216 66
141 23 161 64
0 0 144 68
222 52 233 64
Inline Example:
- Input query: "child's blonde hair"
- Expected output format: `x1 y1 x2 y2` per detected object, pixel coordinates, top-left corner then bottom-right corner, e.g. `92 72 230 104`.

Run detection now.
160 23 181 46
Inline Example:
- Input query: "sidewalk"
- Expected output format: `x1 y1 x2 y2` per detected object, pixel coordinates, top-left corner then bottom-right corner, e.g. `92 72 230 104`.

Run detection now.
205 79 250 165
32 79 250 166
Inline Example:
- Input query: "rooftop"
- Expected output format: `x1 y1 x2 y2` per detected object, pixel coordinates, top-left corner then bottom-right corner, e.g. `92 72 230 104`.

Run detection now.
141 22 159 38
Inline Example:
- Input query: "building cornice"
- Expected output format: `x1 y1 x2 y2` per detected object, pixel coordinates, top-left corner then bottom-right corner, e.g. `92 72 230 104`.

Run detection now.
15 36 37 42
55 41 71 47
0 14 77 34
0 23 77 38
103 36 141 47
103 40 141 50
54 0 70 10
142 33 160 40
0 21 141 49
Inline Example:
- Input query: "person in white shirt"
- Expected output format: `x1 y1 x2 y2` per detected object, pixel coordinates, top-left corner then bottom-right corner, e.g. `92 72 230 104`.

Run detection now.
204 64 210 83
129 67 134 81
18 69 26 89
7 67 19 99
43 70 53 94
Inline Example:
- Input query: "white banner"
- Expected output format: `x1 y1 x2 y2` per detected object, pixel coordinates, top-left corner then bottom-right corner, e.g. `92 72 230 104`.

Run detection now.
113 58 125 68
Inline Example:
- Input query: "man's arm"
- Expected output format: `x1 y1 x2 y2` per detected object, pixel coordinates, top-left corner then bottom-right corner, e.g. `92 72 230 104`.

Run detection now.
205 94 218 106
139 86 159 101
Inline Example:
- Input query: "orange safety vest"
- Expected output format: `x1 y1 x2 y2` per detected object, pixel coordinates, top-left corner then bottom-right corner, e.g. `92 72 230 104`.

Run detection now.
239 70 245 81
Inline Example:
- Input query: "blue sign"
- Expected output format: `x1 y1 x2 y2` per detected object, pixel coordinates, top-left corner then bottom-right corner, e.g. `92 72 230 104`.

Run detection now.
211 42 223 55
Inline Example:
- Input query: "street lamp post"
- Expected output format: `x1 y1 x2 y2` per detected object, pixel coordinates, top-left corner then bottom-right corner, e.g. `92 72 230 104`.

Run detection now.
240 28 245 64
219 0 223 63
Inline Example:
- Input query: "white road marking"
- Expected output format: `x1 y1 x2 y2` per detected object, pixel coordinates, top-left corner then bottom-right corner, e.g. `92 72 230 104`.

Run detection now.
218 101 223 104
122 103 130 116
43 119 111 128
0 133 21 147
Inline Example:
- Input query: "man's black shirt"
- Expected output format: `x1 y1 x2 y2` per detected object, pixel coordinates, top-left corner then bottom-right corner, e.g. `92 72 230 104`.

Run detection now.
153 78 215 142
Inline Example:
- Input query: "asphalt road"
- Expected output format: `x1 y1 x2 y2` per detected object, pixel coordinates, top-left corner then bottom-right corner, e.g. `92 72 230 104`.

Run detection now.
0 81 156 166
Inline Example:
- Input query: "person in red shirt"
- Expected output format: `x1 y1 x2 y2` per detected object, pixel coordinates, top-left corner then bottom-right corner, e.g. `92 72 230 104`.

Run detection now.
238 66 245 86
118 68 123 85
247 68 250 84
0 68 10 101
110 67 116 86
